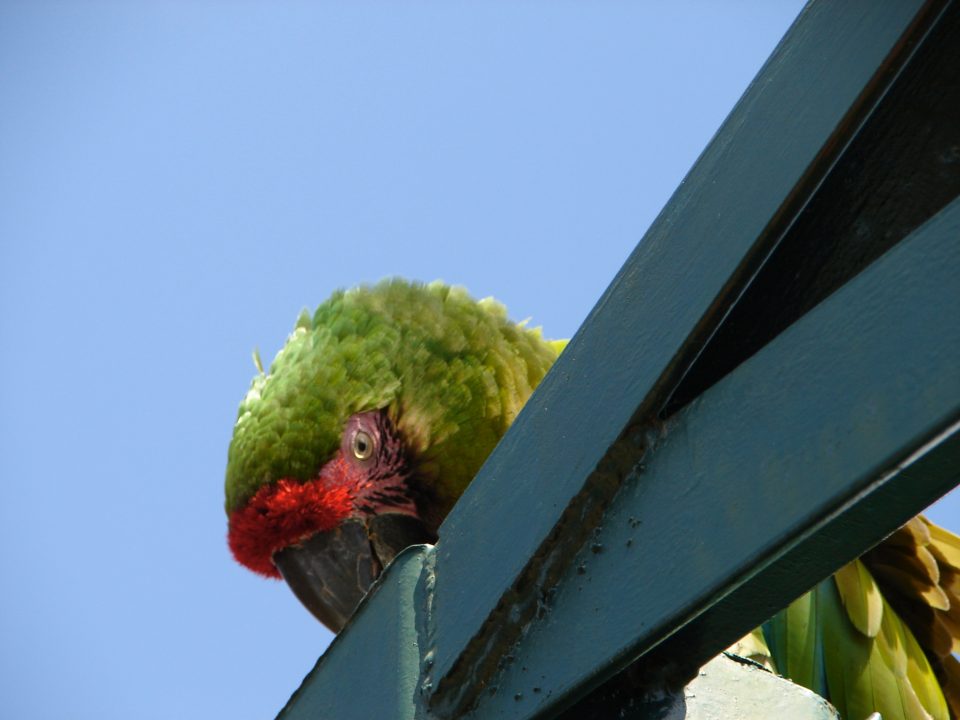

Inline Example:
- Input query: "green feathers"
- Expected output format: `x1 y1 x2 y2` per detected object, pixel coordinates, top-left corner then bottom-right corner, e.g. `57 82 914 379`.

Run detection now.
819 567 947 720
762 558 950 720
224 279 561 516
764 587 827 696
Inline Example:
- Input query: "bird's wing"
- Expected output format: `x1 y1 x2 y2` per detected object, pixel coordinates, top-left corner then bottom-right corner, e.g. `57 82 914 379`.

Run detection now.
862 516 960 718
819 558 947 720
758 515 960 720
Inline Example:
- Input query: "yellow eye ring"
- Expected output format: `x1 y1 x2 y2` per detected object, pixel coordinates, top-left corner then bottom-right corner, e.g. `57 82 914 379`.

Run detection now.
351 430 375 460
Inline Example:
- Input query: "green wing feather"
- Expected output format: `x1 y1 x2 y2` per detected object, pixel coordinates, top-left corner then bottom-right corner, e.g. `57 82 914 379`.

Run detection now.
834 559 883 638
763 588 827 696
755 523 960 720
819 574 936 720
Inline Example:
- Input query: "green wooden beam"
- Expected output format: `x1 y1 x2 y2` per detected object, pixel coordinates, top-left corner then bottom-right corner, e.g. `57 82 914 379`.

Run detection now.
279 544 841 719
460 195 960 719
281 187 959 720
277 545 431 720
429 0 939 706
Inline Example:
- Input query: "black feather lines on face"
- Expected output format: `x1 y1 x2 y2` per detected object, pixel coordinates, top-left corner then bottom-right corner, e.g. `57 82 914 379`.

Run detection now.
343 409 416 516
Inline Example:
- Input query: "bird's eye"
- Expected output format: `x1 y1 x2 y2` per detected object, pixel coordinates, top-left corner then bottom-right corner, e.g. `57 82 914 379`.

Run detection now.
351 430 375 460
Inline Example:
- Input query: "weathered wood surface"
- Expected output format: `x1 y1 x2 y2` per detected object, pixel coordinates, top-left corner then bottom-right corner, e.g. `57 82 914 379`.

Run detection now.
280 551 841 720
471 196 960 719
278 546 429 720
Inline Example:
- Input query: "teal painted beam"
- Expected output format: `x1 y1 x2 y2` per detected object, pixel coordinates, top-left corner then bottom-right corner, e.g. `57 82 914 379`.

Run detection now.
277 1 958 717
278 550 841 719
275 189 960 718
277 545 432 720
429 0 932 700
458 195 960 719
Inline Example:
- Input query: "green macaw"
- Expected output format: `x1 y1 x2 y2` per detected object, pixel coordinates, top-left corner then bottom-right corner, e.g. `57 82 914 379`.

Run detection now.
225 279 960 720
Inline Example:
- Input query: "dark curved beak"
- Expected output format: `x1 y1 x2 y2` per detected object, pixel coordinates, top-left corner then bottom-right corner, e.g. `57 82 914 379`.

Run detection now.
273 514 436 633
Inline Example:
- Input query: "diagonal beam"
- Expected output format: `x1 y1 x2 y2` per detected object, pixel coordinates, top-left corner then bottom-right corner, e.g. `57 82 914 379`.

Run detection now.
279 193 960 720
428 0 942 708
461 194 960 720
278 1 958 717
277 546 431 720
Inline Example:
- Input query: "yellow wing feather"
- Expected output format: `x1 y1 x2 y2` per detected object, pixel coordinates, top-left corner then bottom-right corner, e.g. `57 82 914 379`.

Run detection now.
861 516 960 718
754 517 960 719
834 559 884 637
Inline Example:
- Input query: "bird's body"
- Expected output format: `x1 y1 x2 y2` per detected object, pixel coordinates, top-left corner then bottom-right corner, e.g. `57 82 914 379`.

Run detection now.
225 279 959 720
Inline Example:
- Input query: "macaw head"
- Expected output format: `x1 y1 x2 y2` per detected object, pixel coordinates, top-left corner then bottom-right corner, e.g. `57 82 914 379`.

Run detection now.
224 279 560 631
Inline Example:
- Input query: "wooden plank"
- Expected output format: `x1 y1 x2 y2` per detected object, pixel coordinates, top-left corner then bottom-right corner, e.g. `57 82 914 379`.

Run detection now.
665 0 960 412
277 1 959 716
279 556 842 719
277 546 431 720
280 197 959 719
462 195 960 719
428 0 933 704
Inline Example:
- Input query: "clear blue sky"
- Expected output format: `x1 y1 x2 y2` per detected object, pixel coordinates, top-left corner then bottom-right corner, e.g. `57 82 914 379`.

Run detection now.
3 3 956 719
